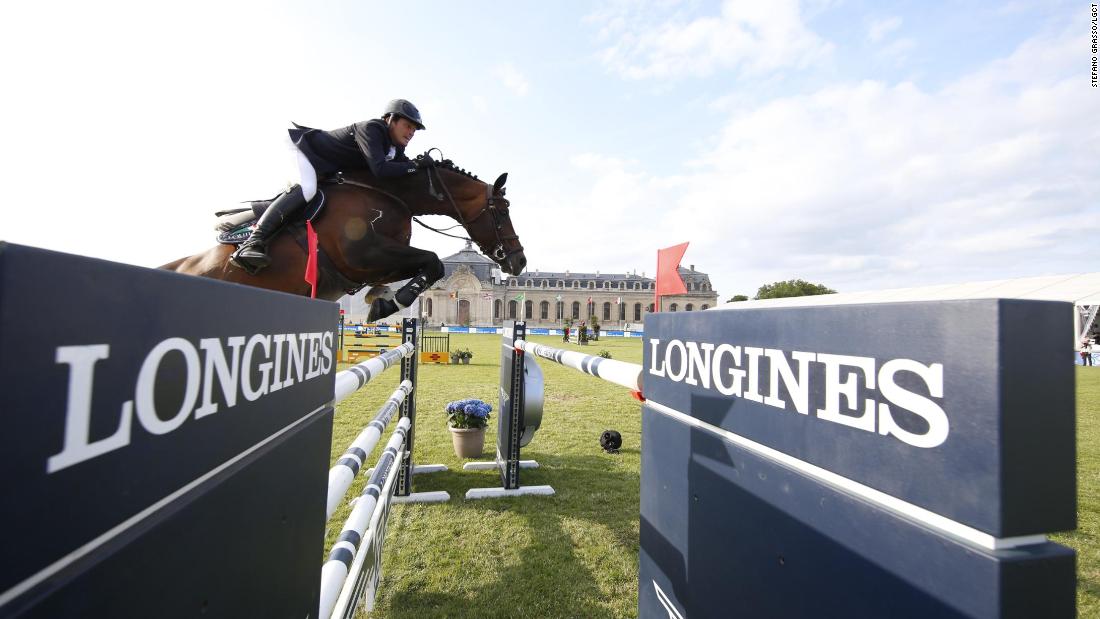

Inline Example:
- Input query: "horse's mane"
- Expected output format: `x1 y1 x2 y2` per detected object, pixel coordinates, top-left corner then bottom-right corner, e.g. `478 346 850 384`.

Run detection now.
419 154 481 183
334 153 484 186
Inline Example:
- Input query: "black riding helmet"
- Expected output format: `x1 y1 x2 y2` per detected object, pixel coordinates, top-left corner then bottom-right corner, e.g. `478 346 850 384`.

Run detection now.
383 98 426 130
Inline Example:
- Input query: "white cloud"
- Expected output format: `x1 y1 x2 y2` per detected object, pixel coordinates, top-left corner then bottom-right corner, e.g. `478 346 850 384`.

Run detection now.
555 23 1097 296
867 16 902 42
591 0 833 79
879 37 916 63
494 62 531 96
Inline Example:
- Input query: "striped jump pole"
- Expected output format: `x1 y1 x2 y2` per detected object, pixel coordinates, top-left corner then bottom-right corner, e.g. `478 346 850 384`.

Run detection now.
513 339 644 398
321 317 447 618
319 417 412 619
326 380 412 519
334 342 415 403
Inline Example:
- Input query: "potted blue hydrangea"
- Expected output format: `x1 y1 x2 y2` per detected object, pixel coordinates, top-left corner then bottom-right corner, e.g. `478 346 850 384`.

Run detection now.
446 398 492 457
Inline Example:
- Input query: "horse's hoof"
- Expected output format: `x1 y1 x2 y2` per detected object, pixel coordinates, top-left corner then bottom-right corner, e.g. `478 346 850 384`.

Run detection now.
364 285 393 303
367 298 399 322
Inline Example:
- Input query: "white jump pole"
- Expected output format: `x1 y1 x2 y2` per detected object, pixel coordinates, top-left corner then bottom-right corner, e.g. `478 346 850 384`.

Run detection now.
514 339 643 395
334 342 416 403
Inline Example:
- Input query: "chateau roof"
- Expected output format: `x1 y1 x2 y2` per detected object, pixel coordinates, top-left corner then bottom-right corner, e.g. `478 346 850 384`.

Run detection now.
519 271 654 282
440 241 497 265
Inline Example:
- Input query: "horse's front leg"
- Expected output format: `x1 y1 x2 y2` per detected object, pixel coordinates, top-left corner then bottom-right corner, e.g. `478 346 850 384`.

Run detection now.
362 245 445 322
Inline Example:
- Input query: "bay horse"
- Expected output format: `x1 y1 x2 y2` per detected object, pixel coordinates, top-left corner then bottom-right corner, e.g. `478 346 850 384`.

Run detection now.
160 156 527 321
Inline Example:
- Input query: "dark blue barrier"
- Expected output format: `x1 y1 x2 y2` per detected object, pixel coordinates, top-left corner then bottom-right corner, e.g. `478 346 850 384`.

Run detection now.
0 243 337 618
640 300 1075 617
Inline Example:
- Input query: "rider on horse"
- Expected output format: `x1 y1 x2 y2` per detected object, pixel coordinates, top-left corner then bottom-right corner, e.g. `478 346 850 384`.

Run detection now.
230 99 429 273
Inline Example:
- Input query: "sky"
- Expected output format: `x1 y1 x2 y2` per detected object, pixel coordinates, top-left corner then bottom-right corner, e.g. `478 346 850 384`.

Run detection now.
1 0 1096 301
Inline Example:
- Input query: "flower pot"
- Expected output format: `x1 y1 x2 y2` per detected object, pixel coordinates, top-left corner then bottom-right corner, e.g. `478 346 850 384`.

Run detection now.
450 426 486 458
461 357 470 365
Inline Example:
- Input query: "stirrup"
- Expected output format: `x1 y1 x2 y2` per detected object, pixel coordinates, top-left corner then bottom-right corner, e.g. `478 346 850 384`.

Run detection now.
229 244 270 275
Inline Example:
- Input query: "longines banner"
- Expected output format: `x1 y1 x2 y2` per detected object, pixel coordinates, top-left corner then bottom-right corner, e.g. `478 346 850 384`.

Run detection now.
643 300 1074 537
639 300 1076 618
0 243 338 617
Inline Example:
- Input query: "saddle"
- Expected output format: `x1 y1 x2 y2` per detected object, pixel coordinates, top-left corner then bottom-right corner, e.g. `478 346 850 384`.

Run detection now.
214 189 370 295
213 190 327 245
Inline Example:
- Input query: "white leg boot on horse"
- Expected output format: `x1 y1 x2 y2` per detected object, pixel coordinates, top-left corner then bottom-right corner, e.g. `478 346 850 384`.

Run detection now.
230 184 308 274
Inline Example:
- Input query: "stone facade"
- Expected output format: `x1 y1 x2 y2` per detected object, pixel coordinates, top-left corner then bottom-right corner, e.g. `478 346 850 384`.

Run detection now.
419 242 719 328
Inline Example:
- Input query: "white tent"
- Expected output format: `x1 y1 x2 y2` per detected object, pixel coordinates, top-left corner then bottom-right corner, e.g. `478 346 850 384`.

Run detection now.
713 273 1100 347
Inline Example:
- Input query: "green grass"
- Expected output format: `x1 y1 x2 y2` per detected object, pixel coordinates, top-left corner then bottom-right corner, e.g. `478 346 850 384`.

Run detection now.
1052 367 1100 617
327 335 1100 618
327 334 643 618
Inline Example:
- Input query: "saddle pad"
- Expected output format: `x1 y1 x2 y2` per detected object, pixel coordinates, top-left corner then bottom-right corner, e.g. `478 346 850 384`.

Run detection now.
217 224 254 245
215 190 326 245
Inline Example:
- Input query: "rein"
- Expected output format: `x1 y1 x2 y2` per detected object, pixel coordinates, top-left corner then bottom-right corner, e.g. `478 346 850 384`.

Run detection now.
329 154 523 261
330 175 472 241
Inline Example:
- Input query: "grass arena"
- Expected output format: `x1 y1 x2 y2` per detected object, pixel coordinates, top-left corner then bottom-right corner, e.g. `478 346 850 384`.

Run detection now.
328 333 646 618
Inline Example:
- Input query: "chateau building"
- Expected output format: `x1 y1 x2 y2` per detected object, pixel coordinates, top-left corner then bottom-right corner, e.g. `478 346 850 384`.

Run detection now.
419 241 719 328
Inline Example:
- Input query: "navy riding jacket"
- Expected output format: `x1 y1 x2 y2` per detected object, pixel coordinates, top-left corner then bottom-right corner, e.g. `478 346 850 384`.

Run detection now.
288 119 416 177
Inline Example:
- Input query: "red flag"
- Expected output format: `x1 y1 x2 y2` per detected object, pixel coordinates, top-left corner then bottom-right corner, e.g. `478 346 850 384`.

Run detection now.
304 220 319 298
655 242 689 312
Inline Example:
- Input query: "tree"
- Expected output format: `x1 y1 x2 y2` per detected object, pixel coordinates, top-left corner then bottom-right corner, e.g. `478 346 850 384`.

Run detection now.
727 294 749 302
755 279 836 300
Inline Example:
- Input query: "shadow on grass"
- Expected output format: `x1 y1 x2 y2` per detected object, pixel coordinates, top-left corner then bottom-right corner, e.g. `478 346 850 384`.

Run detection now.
376 451 640 618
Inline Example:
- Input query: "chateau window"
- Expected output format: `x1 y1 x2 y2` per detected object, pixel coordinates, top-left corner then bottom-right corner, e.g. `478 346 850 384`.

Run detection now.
703 283 710 291
588 281 595 289
701 304 709 310
603 302 611 320
670 303 678 312
603 282 611 289
633 303 642 321
634 283 641 290
685 304 694 311
525 300 533 319
510 279 517 287
494 300 502 319
619 303 626 321
540 301 549 319
572 281 579 288
571 301 581 319
525 279 533 287
557 280 564 288
619 282 625 290
508 300 518 319
426 298 433 317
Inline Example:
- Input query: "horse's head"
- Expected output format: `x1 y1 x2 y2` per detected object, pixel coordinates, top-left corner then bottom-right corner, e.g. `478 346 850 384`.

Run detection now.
431 160 527 275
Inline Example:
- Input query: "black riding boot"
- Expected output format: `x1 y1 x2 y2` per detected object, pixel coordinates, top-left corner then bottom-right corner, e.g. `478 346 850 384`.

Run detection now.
229 185 307 274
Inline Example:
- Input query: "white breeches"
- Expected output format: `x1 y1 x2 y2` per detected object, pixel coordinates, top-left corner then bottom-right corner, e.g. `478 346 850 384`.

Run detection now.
286 135 318 200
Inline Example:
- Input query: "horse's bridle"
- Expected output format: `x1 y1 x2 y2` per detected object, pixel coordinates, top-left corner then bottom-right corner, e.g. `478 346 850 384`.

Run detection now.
419 158 524 263
330 155 524 264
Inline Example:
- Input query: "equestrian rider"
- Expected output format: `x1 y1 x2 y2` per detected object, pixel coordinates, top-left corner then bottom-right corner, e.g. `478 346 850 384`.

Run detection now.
230 99 428 273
